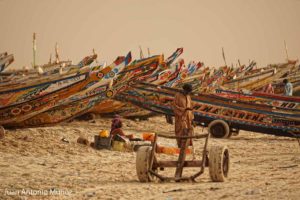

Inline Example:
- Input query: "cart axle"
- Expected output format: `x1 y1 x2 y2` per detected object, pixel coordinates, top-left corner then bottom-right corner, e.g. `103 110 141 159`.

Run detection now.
153 160 207 168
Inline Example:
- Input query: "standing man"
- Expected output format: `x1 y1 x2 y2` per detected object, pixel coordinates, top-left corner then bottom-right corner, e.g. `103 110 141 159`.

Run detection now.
172 84 194 148
283 79 293 96
262 83 274 94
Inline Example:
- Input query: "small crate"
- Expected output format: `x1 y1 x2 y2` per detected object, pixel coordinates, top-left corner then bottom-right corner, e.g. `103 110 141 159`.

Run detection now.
112 141 126 151
94 135 112 150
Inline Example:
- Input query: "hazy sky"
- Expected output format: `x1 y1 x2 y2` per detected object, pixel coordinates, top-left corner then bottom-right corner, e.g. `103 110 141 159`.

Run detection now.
0 0 300 69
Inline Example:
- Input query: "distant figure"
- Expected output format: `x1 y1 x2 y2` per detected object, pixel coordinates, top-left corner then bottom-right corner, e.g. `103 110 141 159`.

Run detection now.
172 84 194 148
110 114 133 139
283 79 293 96
111 127 126 138
110 114 123 135
262 83 274 94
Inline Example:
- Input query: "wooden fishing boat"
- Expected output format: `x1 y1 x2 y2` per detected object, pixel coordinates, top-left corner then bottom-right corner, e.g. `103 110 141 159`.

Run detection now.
7 54 163 127
136 48 184 83
244 66 297 91
77 54 98 67
0 64 89 87
58 52 132 105
0 51 98 87
0 52 8 59
0 69 91 108
89 99 124 114
51 48 177 121
142 58 184 85
164 48 183 66
209 92 300 116
0 71 101 125
163 61 202 88
39 54 97 76
115 82 300 138
233 61 256 78
134 82 300 118
0 52 100 108
90 49 185 115
108 59 203 118
0 60 74 83
174 61 256 94
267 73 300 95
0 54 124 126
0 54 97 89
216 89 300 109
223 62 296 90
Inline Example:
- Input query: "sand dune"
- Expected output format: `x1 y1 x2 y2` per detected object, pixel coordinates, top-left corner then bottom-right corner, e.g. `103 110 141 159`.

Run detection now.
0 116 299 200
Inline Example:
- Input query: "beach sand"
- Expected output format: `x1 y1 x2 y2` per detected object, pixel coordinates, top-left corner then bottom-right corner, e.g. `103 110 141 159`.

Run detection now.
0 116 299 200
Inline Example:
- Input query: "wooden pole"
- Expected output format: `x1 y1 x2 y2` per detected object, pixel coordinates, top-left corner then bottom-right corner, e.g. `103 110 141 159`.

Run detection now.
284 40 289 61
48 54 52 64
238 59 241 68
55 43 60 63
222 47 227 66
33 33 37 68
147 48 151 57
139 45 144 59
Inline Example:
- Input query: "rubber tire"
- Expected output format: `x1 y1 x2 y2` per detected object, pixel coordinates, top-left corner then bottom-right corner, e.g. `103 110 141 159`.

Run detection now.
0 126 5 139
208 120 230 138
209 146 230 182
136 146 154 182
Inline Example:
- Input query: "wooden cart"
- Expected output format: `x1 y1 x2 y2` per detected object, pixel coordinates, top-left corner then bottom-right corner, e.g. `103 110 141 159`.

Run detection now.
136 132 230 182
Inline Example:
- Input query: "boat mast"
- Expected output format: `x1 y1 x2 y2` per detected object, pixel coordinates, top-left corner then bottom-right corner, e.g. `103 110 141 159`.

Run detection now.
33 32 37 69
55 43 60 64
139 45 144 59
238 59 241 68
48 54 52 64
222 47 227 66
284 40 289 61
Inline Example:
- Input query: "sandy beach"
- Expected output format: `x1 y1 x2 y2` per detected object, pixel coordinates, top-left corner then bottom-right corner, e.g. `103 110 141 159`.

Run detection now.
1 0 300 199
0 116 299 200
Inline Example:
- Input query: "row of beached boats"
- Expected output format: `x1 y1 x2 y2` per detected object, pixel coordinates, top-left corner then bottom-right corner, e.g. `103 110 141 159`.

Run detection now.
0 45 299 138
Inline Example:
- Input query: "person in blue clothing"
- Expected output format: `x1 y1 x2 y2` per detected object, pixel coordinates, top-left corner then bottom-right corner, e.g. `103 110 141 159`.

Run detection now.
283 79 293 96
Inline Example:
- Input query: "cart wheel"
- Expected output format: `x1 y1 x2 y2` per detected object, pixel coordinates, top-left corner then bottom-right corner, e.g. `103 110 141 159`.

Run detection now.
208 120 230 138
136 146 155 182
0 126 5 139
209 146 229 182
